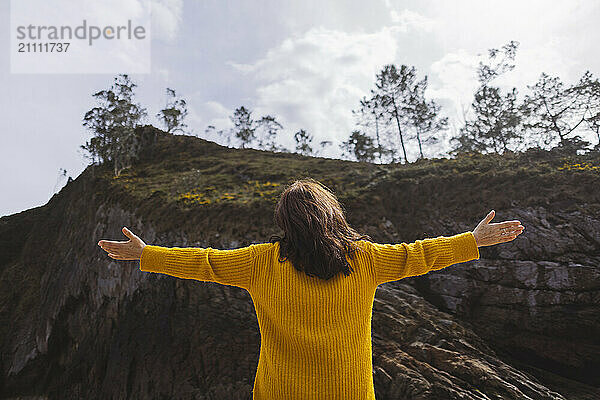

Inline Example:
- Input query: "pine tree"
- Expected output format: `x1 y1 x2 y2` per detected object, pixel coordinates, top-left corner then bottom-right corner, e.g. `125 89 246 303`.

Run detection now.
340 130 376 162
581 72 600 150
230 106 256 148
157 88 188 134
353 95 392 163
521 72 593 153
450 41 524 156
371 64 421 164
294 129 313 155
81 74 147 176
408 77 447 159
255 115 287 152
318 140 333 156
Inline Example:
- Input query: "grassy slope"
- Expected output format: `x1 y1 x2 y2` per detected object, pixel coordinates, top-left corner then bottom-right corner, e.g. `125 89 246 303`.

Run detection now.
102 126 600 243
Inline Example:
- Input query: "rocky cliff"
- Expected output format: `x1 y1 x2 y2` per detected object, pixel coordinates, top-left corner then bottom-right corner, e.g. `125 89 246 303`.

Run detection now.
1 126 599 399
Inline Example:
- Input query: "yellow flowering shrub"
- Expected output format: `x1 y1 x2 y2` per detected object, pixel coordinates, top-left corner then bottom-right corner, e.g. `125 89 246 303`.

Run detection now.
178 180 282 206
558 162 600 171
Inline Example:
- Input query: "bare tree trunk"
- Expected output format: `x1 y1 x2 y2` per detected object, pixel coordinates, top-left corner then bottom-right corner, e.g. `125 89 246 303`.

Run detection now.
391 100 408 164
416 128 424 159
375 115 383 163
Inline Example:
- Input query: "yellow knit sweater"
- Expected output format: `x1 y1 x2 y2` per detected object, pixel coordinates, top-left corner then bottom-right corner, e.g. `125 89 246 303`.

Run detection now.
139 231 480 399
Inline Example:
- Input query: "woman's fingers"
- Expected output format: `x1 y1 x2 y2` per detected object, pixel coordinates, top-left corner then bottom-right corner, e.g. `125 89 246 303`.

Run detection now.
473 210 526 247
102 247 122 257
483 210 495 223
98 229 145 261
122 227 138 240
499 227 523 241
98 240 129 245
497 230 521 241
106 247 134 258
495 221 522 228
483 224 523 245
497 226 523 235
99 243 125 253
98 242 134 258
108 253 134 260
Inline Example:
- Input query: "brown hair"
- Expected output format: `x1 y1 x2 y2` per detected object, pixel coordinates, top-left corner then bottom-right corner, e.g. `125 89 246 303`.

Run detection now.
269 178 371 280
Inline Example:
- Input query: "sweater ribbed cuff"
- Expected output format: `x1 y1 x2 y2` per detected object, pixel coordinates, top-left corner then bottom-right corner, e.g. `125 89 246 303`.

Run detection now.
449 231 480 263
140 245 169 273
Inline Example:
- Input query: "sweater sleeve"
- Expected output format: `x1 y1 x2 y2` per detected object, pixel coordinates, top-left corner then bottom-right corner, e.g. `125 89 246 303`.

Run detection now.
139 243 258 290
368 231 480 286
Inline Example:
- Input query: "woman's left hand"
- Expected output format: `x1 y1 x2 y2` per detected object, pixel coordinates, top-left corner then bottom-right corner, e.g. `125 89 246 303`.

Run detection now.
98 227 146 260
472 210 524 247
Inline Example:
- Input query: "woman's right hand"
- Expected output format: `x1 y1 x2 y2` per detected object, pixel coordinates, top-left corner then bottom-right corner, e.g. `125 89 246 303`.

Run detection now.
98 227 146 260
472 210 524 247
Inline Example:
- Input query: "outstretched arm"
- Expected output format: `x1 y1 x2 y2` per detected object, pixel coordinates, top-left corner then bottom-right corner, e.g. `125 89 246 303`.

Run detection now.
369 210 524 285
369 231 480 285
98 227 257 290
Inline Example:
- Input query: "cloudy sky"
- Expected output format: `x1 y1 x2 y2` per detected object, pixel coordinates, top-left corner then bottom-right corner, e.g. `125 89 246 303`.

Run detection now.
1 0 599 217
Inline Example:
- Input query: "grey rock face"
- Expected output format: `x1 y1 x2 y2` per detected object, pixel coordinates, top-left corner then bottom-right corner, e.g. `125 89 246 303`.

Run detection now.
413 205 600 391
372 283 567 400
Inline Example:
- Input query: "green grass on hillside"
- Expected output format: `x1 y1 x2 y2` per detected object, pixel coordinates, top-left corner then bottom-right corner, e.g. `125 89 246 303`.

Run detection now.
92 126 600 239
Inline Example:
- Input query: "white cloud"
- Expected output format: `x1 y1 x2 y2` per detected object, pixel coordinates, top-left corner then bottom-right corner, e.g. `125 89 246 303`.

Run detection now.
427 50 482 153
429 50 481 118
150 0 183 42
88 0 146 21
498 40 580 92
422 0 599 83
200 100 232 128
185 100 233 144
390 9 435 32
228 26 402 156
155 67 170 82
